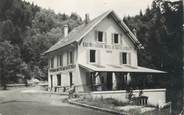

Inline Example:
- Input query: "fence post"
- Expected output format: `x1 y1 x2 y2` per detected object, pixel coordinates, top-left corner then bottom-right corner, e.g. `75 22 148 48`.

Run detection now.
169 102 172 114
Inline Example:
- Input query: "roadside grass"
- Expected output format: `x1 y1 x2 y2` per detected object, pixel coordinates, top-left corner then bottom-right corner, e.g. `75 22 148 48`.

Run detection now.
74 97 171 115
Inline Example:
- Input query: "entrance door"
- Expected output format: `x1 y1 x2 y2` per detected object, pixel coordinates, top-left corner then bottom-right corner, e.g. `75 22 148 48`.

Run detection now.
50 75 53 88
69 72 73 87
57 74 61 86
107 72 112 90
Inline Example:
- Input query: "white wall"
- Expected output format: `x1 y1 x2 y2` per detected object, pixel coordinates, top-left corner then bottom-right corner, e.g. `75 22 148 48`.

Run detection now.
48 70 77 88
48 45 78 89
78 16 138 66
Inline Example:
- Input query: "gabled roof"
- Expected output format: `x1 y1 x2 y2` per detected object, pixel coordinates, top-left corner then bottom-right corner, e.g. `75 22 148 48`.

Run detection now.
44 10 142 54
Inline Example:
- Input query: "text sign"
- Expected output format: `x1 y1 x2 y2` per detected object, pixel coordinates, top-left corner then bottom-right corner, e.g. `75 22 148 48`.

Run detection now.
83 42 132 50
50 64 76 72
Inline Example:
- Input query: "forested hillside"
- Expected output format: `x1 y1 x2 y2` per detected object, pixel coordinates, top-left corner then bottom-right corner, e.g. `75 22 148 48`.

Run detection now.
123 0 182 111
0 0 82 89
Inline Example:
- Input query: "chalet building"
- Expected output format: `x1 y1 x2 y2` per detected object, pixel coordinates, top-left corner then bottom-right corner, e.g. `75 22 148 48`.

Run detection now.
44 10 167 106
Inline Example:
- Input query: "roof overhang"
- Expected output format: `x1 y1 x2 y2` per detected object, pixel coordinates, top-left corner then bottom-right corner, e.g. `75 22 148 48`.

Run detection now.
79 63 167 74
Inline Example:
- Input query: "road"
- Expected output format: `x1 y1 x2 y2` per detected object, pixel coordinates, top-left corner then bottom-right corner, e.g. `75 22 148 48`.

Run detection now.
0 87 114 115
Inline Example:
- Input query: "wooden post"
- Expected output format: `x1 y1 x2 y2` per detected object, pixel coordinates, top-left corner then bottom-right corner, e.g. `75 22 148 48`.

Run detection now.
169 102 172 114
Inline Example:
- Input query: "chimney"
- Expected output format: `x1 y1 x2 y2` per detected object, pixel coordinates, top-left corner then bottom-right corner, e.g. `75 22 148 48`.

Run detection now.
64 24 69 37
85 14 90 24
133 28 137 37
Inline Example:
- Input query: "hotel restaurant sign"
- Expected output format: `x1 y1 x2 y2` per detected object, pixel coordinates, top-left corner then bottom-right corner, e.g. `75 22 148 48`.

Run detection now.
83 42 132 50
50 64 76 72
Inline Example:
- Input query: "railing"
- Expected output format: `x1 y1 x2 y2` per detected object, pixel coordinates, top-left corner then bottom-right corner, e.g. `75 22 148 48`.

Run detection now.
74 83 129 92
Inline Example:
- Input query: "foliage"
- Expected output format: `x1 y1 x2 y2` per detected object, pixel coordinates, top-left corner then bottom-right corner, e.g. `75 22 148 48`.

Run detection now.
0 0 83 87
0 41 23 89
123 0 182 111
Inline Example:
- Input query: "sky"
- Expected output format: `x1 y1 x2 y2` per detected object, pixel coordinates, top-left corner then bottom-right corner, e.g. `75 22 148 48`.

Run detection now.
25 0 178 19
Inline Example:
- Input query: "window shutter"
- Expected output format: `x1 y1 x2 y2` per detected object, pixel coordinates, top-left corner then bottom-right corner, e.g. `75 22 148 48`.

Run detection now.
49 59 51 68
128 53 131 65
97 50 100 64
72 51 74 64
120 52 122 64
67 52 69 65
95 31 98 42
57 56 59 66
111 33 114 44
87 50 90 63
120 33 123 45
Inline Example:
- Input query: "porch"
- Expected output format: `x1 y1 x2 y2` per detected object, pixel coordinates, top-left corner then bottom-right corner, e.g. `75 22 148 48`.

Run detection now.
77 64 167 106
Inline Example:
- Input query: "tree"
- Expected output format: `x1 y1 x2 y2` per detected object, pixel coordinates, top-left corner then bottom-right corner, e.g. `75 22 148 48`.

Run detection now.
123 0 183 112
0 41 22 89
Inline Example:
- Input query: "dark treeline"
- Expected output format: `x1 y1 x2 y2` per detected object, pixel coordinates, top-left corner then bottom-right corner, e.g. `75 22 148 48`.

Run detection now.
0 0 83 89
123 0 183 112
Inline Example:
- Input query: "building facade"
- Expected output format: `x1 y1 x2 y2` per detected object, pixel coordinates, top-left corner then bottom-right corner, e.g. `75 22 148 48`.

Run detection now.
44 10 166 106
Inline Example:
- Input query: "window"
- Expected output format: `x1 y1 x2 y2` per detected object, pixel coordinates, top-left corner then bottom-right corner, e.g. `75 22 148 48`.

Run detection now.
96 31 106 43
60 55 63 66
122 53 127 64
122 52 127 64
70 51 74 64
120 52 131 64
50 57 54 68
114 34 119 44
57 55 63 67
98 31 103 42
90 50 96 63
112 33 119 44
67 51 74 65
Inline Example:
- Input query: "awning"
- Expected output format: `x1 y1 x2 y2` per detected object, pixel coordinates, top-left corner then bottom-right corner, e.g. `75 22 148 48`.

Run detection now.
79 63 166 73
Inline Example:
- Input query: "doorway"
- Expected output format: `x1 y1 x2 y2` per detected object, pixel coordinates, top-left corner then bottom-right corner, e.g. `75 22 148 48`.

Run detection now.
57 74 61 86
50 75 53 88
107 72 112 90
69 72 73 87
